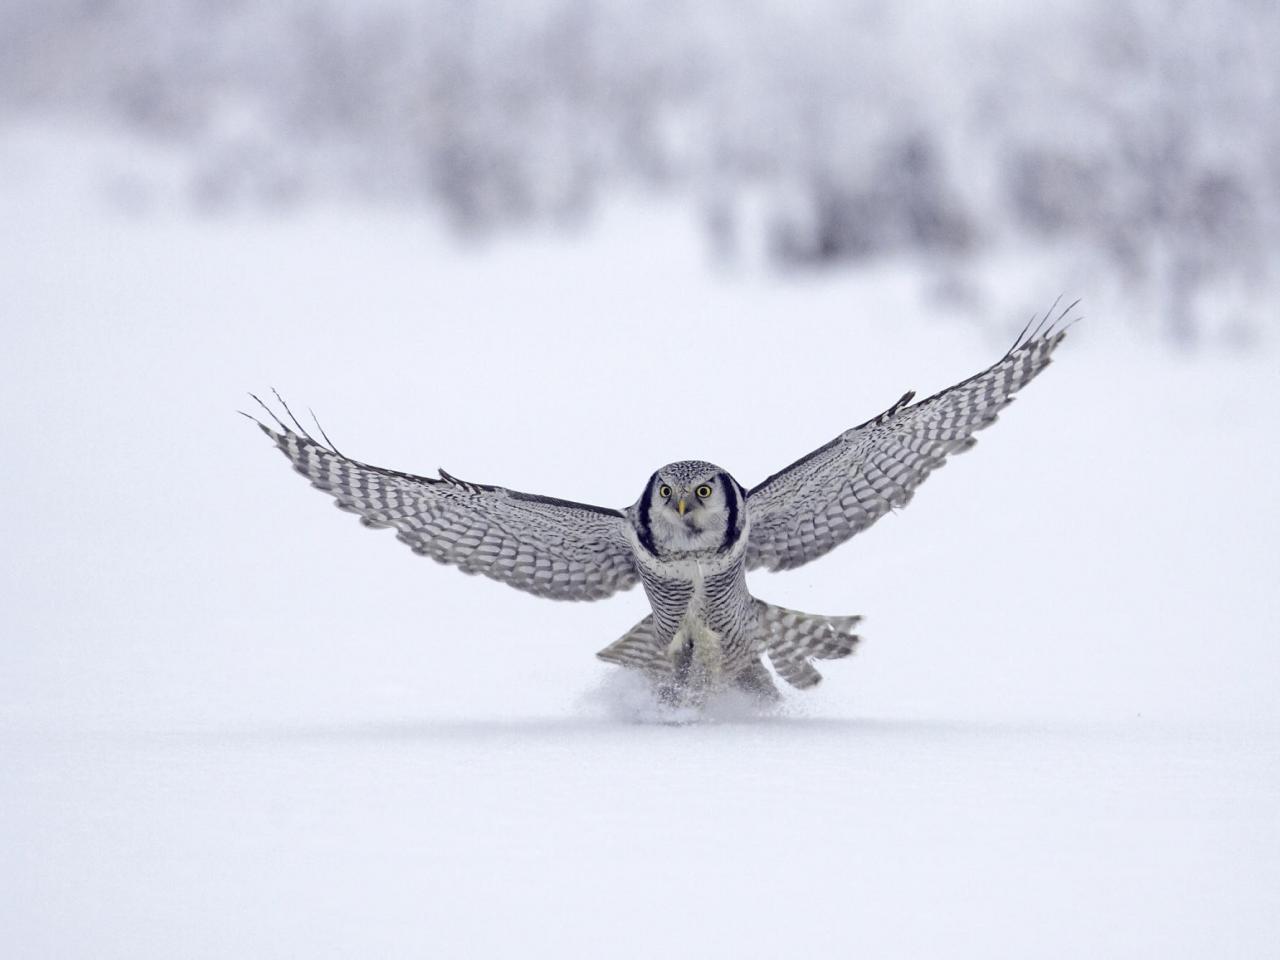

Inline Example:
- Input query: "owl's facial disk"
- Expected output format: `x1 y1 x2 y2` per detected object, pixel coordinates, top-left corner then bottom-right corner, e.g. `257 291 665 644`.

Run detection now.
656 476 718 526
639 461 739 555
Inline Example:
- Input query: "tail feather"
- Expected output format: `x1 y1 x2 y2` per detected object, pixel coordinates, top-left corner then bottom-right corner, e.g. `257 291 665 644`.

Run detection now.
595 615 669 674
770 656 825 690
756 600 861 689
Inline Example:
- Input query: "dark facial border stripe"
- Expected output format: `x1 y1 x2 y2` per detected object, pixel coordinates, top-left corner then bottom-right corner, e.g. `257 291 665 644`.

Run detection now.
636 470 660 557
717 471 740 554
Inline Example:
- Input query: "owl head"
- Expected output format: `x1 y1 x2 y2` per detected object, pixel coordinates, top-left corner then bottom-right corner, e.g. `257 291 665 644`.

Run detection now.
636 460 745 555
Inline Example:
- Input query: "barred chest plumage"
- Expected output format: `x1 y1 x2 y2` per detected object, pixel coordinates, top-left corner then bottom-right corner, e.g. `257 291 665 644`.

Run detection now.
635 551 757 681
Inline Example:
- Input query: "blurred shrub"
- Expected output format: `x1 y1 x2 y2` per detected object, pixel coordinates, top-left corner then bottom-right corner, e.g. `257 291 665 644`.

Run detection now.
1 0 1277 341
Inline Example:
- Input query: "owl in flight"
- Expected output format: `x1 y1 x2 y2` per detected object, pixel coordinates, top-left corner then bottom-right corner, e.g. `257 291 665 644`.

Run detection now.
249 307 1071 705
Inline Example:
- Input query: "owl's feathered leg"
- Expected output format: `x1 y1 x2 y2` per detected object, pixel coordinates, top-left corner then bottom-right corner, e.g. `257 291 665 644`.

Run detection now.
658 635 706 708
592 620 715 707
732 660 782 702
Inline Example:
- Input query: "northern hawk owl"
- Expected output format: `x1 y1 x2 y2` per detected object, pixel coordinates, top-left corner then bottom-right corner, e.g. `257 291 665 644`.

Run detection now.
249 309 1070 704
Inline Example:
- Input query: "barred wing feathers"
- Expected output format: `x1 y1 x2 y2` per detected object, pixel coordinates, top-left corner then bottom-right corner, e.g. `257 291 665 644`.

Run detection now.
248 400 638 601
746 309 1072 572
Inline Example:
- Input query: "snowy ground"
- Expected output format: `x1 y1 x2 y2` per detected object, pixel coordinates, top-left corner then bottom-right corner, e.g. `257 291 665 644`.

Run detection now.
2 128 1278 957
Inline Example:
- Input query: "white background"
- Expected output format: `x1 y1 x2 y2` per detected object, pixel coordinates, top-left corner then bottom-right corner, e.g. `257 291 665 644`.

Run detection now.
2 128 1277 958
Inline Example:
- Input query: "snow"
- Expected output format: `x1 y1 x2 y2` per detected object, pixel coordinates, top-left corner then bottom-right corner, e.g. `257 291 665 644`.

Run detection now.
2 128 1278 957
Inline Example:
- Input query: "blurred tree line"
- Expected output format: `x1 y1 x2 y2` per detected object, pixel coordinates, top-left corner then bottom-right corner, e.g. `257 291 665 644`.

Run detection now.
1 0 1276 343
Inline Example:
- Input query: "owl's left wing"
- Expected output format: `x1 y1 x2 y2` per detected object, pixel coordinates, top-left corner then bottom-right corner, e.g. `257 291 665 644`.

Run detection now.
745 309 1072 572
248 398 639 601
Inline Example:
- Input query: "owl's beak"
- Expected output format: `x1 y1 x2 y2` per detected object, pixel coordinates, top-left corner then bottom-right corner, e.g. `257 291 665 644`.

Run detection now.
677 498 687 516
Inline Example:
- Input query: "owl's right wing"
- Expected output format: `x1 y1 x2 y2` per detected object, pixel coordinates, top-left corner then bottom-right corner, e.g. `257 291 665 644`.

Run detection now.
744 307 1073 572
248 397 639 601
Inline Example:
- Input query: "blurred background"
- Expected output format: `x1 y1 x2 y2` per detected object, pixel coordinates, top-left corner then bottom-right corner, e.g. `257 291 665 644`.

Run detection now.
3 3 1279 957
3 0 1278 344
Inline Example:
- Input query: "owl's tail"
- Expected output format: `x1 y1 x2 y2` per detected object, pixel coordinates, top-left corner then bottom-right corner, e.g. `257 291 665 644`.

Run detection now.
594 616 670 675
595 600 861 690
754 601 862 690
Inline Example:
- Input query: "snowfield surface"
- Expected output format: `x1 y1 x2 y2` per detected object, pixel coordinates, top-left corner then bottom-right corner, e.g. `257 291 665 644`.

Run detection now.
2 129 1278 958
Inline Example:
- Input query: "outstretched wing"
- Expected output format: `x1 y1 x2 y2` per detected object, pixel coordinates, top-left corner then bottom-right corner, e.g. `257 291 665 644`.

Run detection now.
247 397 639 601
745 306 1074 572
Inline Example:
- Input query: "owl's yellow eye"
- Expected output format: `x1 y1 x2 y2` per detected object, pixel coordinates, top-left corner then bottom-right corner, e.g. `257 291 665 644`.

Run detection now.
658 484 672 499
695 484 713 499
